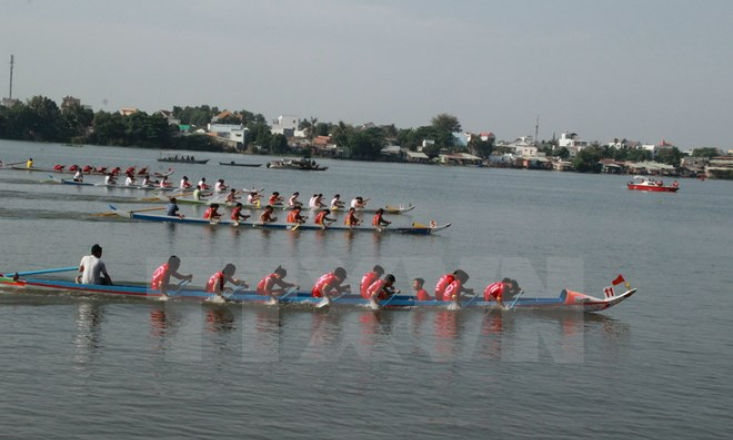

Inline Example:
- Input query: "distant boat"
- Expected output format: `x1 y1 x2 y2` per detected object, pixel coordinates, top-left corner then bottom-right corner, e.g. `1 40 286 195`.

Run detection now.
627 176 679 192
219 161 263 167
267 158 328 171
157 155 209 164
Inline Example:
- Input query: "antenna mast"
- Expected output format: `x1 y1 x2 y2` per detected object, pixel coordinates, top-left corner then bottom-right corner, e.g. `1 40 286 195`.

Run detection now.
534 115 539 147
9 55 14 99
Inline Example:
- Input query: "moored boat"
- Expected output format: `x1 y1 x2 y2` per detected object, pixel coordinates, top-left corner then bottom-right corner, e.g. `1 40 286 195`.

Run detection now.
109 205 446 235
219 161 263 167
0 273 635 313
267 158 328 171
627 176 680 192
157 156 209 164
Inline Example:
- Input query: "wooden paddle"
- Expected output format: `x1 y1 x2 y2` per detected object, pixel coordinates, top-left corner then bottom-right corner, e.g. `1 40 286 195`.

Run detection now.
12 266 78 277
93 206 165 217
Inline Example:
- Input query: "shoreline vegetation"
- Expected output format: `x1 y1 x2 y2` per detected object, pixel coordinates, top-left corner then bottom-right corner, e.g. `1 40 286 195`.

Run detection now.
0 95 728 177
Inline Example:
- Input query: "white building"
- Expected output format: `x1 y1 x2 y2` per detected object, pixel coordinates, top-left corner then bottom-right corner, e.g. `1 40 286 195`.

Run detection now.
271 115 300 136
641 140 676 157
207 123 248 148
557 132 589 156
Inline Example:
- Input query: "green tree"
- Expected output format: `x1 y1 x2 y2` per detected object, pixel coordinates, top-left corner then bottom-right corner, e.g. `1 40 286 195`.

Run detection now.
62 102 94 140
468 136 494 158
572 147 603 172
554 147 570 159
348 127 385 159
655 147 684 166
431 113 462 133
270 133 290 154
692 147 720 158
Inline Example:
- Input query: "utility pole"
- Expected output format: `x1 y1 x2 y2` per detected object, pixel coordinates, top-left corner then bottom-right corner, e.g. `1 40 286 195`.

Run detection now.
9 54 14 99
534 115 539 147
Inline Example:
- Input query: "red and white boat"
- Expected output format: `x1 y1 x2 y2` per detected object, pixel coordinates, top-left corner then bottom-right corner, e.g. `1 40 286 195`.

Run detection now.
627 176 679 192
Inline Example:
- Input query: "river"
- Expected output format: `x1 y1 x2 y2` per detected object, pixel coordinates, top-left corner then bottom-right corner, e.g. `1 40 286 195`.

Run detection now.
1 139 731 439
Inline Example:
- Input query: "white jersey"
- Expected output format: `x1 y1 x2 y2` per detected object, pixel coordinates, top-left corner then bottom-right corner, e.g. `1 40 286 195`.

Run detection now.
198 180 207 188
215 182 226 192
125 176 134 186
104 175 115 185
74 170 83 181
288 195 300 207
79 255 107 285
331 197 341 207
180 179 190 189
350 199 359 208
309 196 318 208
247 194 259 204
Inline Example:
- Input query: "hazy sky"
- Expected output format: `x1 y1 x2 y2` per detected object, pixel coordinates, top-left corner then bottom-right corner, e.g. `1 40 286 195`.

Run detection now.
1 0 731 148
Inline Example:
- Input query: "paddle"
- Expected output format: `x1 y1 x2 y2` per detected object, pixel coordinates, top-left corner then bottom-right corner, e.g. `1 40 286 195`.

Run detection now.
160 279 191 299
93 206 165 217
269 286 298 305
506 290 524 310
4 161 27 167
222 282 249 300
12 266 78 277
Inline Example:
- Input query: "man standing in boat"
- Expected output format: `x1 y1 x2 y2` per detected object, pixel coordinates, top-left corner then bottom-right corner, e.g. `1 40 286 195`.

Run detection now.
77 244 112 285
151 256 193 296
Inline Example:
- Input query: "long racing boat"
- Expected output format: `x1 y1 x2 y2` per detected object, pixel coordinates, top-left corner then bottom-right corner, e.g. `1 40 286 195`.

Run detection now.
109 205 448 235
0 273 635 313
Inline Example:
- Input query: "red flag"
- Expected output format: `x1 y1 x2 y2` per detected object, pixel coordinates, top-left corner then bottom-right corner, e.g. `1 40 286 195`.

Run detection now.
612 274 625 286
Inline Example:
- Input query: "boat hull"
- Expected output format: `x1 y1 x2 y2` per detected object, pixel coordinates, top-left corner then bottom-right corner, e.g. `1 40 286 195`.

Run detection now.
0 276 635 313
110 206 446 235
627 184 679 192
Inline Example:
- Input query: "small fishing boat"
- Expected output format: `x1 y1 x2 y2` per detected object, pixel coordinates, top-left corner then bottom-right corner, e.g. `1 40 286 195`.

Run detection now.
219 161 263 167
0 271 635 313
627 176 680 192
267 158 328 171
157 156 209 164
109 205 447 235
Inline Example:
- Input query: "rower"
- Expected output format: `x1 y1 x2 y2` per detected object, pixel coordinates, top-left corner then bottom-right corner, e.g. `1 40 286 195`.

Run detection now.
151 255 193 296
268 191 284 206
180 176 192 189
288 192 302 207
26 158 33 169
225 188 240 204
206 263 247 298
314 194 326 208
192 185 210 201
203 203 222 221
314 209 335 227
412 277 431 301
286 206 308 224
435 270 474 305
366 274 400 307
308 194 319 209
260 205 277 224
214 179 228 192
159 176 171 188
166 197 183 218
247 191 262 206
124 166 136 175
256 266 299 300
198 177 210 190
330 194 345 209
104 172 117 185
73 168 84 183
360 265 384 299
142 175 152 187
231 202 251 224
344 207 362 227
351 196 367 209
311 267 350 298
77 244 112 285
483 278 520 308
124 173 136 186
372 208 391 228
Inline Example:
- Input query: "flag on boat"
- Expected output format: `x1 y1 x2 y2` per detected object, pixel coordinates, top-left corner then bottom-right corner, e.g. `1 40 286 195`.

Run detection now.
612 274 625 286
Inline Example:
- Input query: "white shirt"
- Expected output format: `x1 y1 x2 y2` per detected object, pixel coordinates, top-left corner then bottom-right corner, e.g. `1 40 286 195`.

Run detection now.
350 199 359 208
215 182 226 192
309 196 318 208
288 195 300 207
247 194 259 204
79 255 107 285
104 175 115 185
125 176 134 186
180 179 190 189
330 197 341 207
74 170 83 180
198 180 206 187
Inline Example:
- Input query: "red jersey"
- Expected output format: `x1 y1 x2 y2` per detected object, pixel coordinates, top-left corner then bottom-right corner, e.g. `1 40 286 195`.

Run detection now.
314 211 329 225
434 274 455 301
442 279 463 301
150 263 169 290
203 207 218 220
415 288 431 301
311 273 337 298
484 282 505 301
366 279 390 300
287 210 300 223
372 213 383 226
344 212 358 226
206 271 225 293
256 273 277 295
268 195 280 205
361 271 380 299
231 206 243 221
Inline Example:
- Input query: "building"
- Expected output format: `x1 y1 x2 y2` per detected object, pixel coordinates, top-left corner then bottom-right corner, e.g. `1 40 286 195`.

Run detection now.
60 96 81 111
557 132 589 156
119 107 139 116
155 110 180 125
207 123 247 150
271 115 300 136
641 140 676 157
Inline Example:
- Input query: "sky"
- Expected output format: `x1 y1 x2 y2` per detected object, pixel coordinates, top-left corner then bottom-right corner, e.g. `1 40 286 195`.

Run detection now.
1 0 732 148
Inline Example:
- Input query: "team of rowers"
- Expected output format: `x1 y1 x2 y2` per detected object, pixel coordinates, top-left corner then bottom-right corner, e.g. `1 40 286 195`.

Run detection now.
70 245 522 308
166 184 401 228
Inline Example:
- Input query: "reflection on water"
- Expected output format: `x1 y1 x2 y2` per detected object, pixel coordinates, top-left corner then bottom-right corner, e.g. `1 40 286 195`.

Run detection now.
73 301 103 370
205 306 235 333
